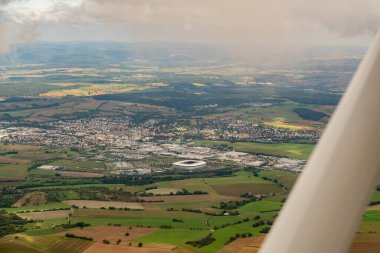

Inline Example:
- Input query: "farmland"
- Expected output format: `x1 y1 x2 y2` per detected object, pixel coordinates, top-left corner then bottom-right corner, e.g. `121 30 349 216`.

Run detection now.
199 140 315 160
59 226 155 243
47 238 94 253
0 41 377 253
0 160 377 253
40 83 152 97
0 141 377 253
0 166 296 252
63 200 144 210
17 210 70 220
83 242 175 253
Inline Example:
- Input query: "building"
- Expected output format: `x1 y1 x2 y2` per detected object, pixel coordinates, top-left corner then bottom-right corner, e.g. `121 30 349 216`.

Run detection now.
172 160 207 171
37 165 62 170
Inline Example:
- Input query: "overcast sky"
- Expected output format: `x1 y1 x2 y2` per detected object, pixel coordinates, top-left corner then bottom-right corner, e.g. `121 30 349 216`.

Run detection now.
1 0 380 53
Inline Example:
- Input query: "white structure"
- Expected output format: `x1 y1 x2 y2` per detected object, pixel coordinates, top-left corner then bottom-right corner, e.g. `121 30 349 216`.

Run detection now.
38 165 61 170
172 160 207 171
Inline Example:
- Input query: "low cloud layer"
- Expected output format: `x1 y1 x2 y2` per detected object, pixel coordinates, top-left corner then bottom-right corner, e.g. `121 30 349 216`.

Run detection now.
1 0 380 54
0 0 38 53
79 0 380 43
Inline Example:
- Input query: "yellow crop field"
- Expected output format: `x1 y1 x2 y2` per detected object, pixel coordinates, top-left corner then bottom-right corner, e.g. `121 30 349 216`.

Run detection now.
264 117 314 130
40 84 151 97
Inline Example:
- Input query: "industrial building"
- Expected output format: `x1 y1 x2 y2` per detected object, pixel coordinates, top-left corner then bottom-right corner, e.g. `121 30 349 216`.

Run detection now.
172 160 207 171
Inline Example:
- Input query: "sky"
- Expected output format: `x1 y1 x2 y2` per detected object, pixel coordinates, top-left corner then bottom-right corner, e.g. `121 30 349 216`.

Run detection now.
1 0 380 54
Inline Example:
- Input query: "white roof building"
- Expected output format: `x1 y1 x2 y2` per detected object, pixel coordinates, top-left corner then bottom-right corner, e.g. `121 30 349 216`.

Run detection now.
172 160 207 170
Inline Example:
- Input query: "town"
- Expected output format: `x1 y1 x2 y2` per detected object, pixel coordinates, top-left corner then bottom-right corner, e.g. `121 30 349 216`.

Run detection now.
0 116 308 175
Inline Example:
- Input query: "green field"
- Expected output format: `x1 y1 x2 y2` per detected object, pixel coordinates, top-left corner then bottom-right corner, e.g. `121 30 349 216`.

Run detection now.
0 164 28 180
371 191 380 202
363 210 380 222
0 163 378 253
0 169 290 252
199 140 315 160
1 202 69 213
70 212 208 230
200 220 272 253
203 171 269 185
207 216 243 227
209 102 331 130
0 43 378 253
48 160 106 171
152 170 282 197
29 169 56 176
238 201 283 213
131 229 209 247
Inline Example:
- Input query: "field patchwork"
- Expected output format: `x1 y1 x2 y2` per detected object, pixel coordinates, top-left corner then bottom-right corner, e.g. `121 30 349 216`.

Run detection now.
63 200 144 210
61 226 155 245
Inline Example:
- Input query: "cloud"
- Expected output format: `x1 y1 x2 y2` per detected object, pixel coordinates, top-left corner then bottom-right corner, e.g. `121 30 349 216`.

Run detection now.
0 0 16 4
78 0 292 44
0 0 38 53
290 0 380 36
0 21 37 54
76 0 380 45
1 0 380 54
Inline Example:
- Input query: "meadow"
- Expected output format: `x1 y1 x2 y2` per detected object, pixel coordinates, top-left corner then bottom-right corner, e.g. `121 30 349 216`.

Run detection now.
206 102 332 130
0 145 378 253
0 163 378 253
199 140 315 160
0 43 372 252
0 167 293 252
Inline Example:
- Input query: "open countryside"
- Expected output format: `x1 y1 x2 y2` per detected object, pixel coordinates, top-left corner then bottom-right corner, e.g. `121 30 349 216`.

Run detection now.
0 2 379 252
